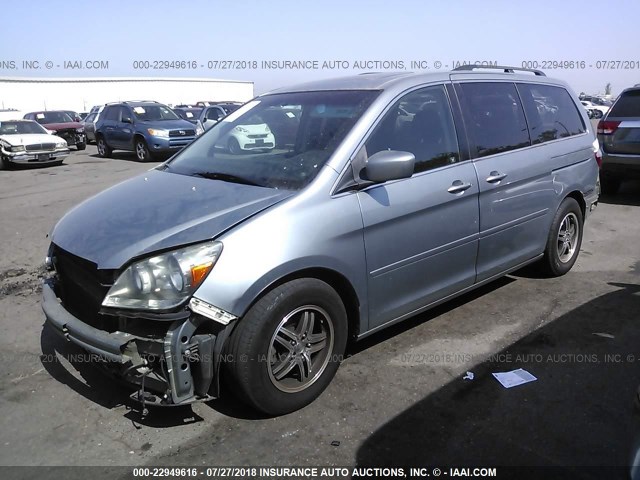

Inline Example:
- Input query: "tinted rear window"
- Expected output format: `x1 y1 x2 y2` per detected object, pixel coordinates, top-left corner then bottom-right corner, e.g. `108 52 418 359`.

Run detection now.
457 82 530 158
609 90 640 117
517 83 585 144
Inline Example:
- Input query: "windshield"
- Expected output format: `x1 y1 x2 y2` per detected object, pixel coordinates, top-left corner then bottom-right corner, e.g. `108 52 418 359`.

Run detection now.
174 108 202 120
166 90 378 190
132 105 180 121
34 111 73 124
0 120 48 135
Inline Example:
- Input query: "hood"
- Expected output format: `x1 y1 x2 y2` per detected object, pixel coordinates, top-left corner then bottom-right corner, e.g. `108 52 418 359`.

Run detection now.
43 121 83 131
0 133 66 146
50 169 293 269
138 119 196 130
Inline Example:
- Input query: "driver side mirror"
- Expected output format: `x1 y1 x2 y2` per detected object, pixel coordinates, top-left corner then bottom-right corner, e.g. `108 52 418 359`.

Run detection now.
121 116 132 124
361 150 415 183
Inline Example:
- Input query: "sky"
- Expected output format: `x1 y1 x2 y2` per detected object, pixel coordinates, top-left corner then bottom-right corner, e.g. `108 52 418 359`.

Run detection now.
1 0 639 96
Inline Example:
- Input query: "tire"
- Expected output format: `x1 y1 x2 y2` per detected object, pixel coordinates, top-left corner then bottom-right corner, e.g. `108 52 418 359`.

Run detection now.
600 175 621 195
96 136 112 158
224 278 348 415
135 138 154 162
76 142 86 151
0 157 8 170
540 197 584 277
594 110 603 119
228 137 241 155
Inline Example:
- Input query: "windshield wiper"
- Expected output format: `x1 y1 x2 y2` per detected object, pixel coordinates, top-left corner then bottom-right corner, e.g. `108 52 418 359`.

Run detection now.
192 171 263 187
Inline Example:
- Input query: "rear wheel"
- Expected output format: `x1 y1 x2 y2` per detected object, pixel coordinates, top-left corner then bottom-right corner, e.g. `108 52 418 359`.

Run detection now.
135 138 153 162
600 175 621 195
76 142 86 151
224 278 348 415
96 136 112 158
540 197 583 276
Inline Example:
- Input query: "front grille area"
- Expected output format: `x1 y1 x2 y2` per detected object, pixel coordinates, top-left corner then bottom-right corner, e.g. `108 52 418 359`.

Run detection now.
248 134 268 139
169 129 195 137
51 244 118 331
26 143 56 152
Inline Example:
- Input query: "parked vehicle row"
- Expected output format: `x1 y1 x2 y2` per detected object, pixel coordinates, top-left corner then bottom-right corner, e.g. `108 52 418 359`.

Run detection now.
42 66 600 416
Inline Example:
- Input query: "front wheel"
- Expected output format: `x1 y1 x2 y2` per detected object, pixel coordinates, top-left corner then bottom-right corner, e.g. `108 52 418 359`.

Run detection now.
228 137 241 155
540 197 583 276
224 278 348 415
135 138 153 162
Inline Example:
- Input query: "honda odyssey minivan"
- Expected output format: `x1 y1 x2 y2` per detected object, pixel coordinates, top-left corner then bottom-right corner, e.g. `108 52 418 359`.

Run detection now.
42 66 599 415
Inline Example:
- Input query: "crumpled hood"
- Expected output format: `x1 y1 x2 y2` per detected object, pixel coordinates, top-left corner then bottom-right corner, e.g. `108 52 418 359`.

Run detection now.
50 169 293 269
42 121 83 131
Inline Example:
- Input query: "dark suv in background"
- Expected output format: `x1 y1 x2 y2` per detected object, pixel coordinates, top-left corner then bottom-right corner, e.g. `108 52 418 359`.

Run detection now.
597 86 640 193
94 101 198 161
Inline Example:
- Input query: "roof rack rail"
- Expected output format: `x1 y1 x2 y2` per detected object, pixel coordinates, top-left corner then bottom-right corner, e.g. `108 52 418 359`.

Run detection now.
122 100 159 104
452 64 546 76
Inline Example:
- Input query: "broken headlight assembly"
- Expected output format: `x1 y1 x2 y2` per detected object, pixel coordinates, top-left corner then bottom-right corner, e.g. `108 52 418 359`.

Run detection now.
102 241 222 310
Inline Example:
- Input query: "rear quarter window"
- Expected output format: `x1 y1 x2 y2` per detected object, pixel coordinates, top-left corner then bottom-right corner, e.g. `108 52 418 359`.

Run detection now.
517 83 585 144
608 90 640 117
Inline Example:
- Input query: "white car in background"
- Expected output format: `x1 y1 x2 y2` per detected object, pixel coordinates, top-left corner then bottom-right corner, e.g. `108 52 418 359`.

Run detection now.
211 112 276 154
0 119 69 169
581 100 609 119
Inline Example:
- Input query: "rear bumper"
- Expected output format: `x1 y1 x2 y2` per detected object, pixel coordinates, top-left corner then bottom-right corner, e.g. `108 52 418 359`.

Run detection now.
42 279 231 406
601 153 640 178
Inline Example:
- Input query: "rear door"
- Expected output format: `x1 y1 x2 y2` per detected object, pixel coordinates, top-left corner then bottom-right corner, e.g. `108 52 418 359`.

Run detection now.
454 81 553 281
356 84 480 329
600 89 640 158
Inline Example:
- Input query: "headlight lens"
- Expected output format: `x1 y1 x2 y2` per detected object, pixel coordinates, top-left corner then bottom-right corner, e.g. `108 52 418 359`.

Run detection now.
102 241 222 310
76 128 84 133
10 145 26 152
55 141 67 148
147 128 169 138
195 123 204 136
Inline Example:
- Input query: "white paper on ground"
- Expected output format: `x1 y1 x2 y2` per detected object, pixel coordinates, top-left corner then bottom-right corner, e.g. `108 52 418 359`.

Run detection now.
492 368 537 388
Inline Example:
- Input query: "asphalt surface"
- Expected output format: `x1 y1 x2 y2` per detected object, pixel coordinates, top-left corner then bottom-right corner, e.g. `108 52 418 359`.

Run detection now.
1 142 639 479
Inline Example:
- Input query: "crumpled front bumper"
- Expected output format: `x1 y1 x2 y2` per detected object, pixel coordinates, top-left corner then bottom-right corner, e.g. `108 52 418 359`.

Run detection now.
3 148 69 165
42 279 232 406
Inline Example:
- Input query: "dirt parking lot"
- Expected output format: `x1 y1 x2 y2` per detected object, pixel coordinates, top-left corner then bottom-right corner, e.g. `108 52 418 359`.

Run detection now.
1 144 640 478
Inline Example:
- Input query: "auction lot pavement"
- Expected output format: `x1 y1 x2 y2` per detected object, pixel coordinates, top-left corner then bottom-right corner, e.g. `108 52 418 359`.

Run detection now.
1 145 640 478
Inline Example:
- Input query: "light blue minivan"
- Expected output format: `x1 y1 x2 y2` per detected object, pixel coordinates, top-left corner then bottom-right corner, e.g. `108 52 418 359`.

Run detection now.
42 65 599 415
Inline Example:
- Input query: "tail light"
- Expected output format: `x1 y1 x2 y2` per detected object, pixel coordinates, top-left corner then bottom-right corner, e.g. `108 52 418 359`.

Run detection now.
597 120 620 135
592 138 602 168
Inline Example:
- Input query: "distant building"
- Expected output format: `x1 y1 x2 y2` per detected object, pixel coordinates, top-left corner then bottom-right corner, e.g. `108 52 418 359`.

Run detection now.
0 77 254 113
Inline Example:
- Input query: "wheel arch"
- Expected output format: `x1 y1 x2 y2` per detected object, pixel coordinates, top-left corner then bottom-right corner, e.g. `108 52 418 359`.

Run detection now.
564 190 586 219
238 267 362 341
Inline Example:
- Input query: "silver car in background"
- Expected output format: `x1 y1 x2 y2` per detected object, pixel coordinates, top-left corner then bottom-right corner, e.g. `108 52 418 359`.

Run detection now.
42 66 599 415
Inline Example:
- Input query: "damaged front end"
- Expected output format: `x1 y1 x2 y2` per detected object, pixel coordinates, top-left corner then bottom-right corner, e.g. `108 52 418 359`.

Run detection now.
42 243 236 407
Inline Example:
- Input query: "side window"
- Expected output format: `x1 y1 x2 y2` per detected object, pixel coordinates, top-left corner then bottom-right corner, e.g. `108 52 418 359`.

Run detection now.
517 83 586 144
103 107 119 122
457 82 530 158
206 108 222 120
364 85 460 174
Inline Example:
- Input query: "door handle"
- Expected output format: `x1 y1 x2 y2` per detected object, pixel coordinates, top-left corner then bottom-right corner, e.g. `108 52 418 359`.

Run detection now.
486 171 507 183
447 180 472 194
